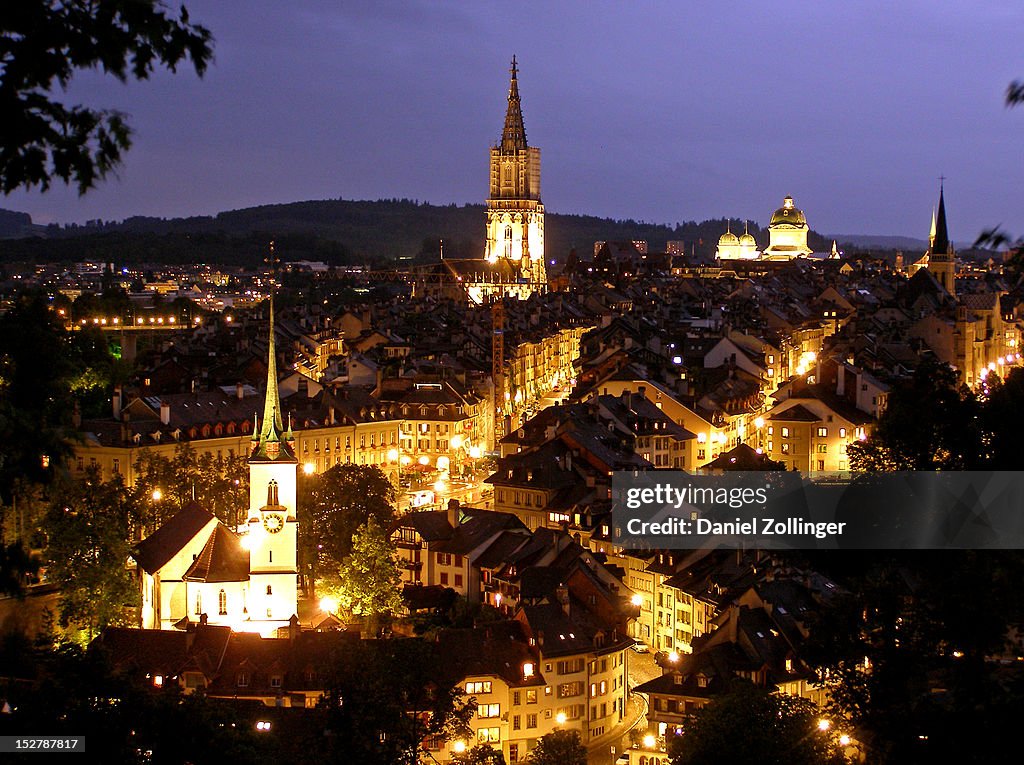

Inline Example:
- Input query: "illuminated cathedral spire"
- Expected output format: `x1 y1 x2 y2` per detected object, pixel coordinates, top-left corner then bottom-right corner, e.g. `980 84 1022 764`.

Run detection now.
501 55 528 152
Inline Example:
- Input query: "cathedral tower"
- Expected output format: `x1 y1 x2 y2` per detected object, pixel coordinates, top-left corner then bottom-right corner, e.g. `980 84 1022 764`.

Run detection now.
484 56 546 286
246 284 298 634
926 183 956 297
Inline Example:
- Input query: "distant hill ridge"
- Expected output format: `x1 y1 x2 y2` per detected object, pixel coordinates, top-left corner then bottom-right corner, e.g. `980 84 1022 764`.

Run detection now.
1 198 836 265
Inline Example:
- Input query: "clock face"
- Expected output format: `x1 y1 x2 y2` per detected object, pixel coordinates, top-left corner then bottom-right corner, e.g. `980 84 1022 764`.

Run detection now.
263 513 285 534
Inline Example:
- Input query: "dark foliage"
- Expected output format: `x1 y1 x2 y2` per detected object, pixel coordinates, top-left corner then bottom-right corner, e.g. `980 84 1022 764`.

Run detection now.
0 1 213 194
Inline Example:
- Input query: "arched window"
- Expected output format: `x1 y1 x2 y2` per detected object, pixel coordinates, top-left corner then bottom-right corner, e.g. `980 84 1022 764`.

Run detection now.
504 165 512 183
194 590 202 615
218 589 227 616
505 225 513 240
266 585 273 596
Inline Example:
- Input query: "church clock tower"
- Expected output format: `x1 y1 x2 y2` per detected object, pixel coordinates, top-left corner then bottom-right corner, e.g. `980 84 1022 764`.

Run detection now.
484 56 546 288
246 280 298 635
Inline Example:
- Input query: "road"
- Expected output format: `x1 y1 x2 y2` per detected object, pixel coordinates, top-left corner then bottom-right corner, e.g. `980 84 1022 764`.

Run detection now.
586 650 662 765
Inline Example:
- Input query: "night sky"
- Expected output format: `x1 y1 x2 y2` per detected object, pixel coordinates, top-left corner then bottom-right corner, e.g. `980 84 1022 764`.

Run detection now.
5 1 1023 241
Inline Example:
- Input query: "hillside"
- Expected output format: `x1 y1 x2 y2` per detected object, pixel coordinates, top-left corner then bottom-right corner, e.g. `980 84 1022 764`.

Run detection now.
0 199 833 266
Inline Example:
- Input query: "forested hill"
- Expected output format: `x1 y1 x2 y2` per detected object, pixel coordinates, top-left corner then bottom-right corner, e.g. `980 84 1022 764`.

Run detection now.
0 198 831 266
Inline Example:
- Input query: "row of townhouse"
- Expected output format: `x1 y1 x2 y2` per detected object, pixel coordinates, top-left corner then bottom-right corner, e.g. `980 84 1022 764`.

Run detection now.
72 374 488 490
390 508 638 762
636 556 839 739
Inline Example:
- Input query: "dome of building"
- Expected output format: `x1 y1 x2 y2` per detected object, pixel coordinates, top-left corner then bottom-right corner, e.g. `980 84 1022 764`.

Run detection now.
718 230 739 246
769 196 807 228
739 232 757 247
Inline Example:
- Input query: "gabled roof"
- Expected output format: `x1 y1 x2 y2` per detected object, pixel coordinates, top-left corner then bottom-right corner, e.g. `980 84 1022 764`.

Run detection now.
182 524 250 583
133 502 214 575
768 403 821 423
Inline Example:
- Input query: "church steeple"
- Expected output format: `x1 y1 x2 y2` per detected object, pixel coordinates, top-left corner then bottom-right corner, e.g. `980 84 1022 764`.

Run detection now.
500 55 528 152
932 182 950 255
251 243 294 462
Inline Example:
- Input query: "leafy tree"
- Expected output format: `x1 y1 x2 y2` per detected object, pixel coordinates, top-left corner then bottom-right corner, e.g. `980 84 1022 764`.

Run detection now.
42 469 142 642
847 358 980 471
328 516 403 633
0 1 213 194
978 368 1024 468
667 680 846 765
0 292 79 499
527 729 587 765
316 638 474 765
805 552 1024 765
132 443 248 528
298 463 396 588
454 744 507 765
0 539 40 596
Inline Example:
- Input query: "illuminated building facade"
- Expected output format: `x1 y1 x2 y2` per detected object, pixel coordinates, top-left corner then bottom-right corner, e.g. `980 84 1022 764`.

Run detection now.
133 301 299 637
484 56 545 287
716 221 761 260
762 195 813 259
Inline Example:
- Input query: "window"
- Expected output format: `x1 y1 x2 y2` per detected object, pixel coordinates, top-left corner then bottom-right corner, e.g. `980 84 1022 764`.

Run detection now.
218 589 227 616
526 689 538 704
839 427 847 438
266 585 273 596
270 675 282 688
816 427 828 437
194 591 202 615
781 427 790 438
237 672 249 687
454 574 463 588
526 713 538 728
466 681 492 695
781 443 790 455
478 727 501 744
479 703 500 718
512 691 521 706
512 715 521 731
112 458 120 474
817 444 828 453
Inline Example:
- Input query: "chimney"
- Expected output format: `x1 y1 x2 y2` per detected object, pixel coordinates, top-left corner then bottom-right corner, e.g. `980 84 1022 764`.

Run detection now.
374 367 384 397
112 385 123 420
298 376 309 396
236 382 244 400
288 614 300 643
199 613 208 626
447 498 461 527
160 401 170 425
555 584 570 616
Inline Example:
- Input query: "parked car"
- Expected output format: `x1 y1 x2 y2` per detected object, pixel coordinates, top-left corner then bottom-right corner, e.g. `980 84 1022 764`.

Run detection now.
630 642 649 653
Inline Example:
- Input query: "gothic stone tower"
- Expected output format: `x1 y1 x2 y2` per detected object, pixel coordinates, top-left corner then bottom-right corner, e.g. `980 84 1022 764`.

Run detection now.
484 56 546 287
246 293 299 635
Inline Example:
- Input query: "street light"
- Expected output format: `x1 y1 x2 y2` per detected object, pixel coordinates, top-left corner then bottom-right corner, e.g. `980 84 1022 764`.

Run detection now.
643 734 657 749
320 596 338 614
818 718 831 732
151 488 163 502
555 712 567 725
452 740 467 754
303 462 315 476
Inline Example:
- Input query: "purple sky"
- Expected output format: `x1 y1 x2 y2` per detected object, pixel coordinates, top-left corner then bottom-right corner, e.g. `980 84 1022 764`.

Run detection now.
5 1 1023 241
